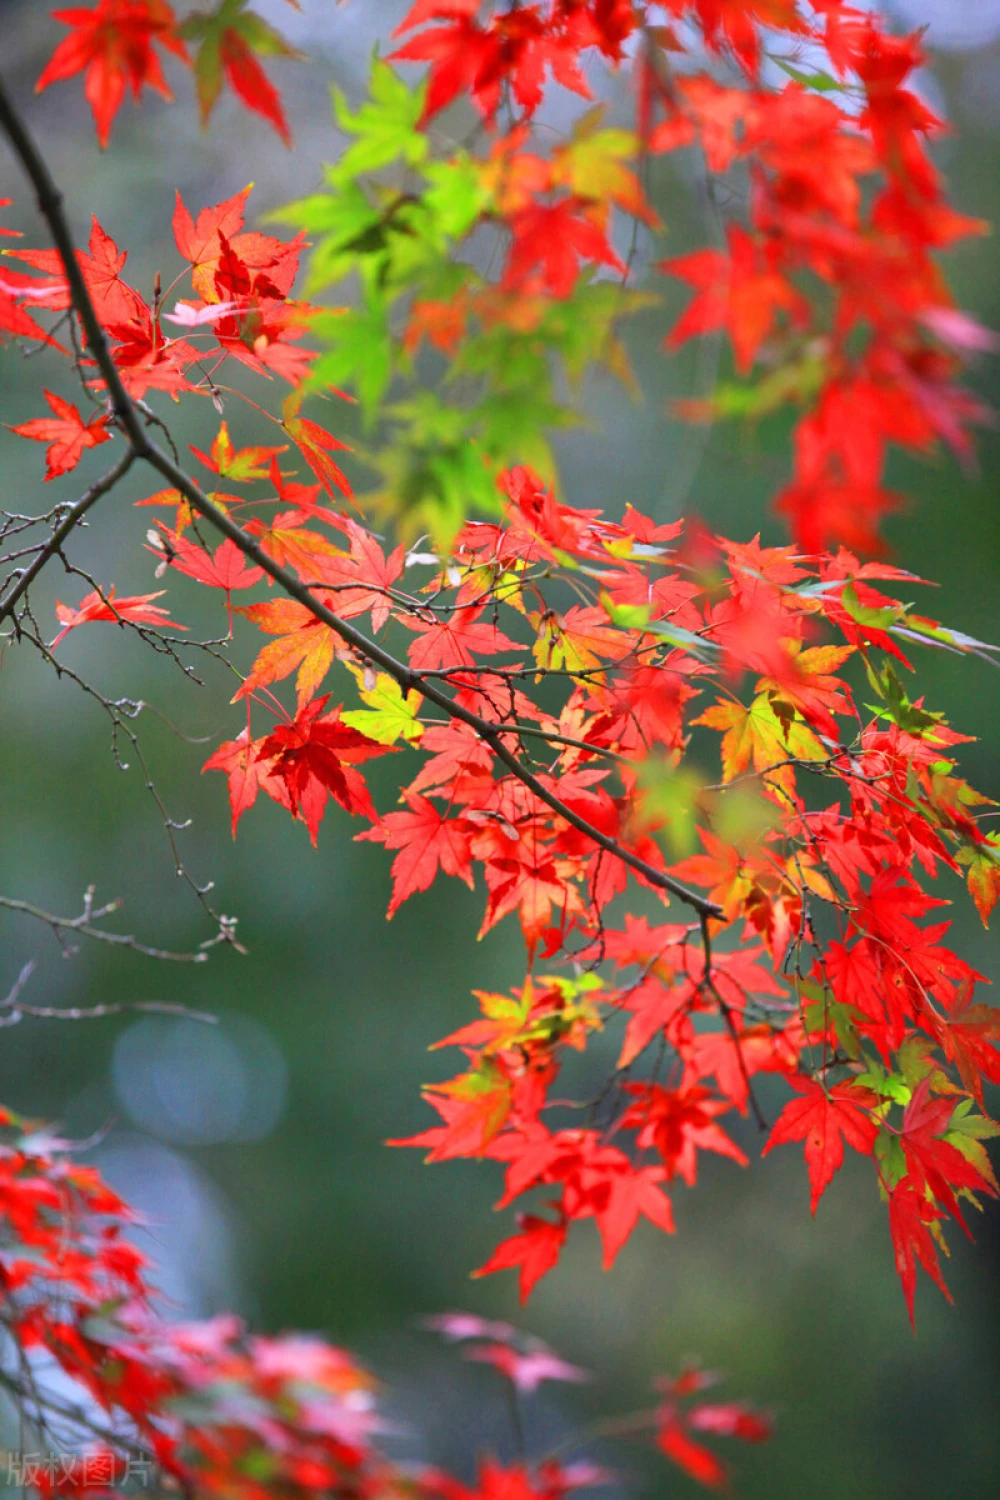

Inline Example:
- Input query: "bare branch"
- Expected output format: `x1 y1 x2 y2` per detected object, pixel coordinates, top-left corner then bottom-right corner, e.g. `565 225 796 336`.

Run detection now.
0 888 212 963
0 451 135 624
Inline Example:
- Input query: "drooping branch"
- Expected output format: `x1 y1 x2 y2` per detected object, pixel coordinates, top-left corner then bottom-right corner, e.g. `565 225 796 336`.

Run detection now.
0 72 721 924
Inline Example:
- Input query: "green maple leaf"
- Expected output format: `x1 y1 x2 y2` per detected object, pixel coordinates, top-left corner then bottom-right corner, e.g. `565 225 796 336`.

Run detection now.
331 62 427 180
341 667 424 746
308 304 393 422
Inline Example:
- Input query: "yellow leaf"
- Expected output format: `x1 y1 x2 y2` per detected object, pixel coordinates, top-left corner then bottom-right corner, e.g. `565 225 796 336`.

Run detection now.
341 664 424 745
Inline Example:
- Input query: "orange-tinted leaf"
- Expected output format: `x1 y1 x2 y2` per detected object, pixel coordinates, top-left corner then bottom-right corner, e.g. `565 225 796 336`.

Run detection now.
282 394 353 501
236 597 342 707
172 186 254 303
10 391 111 479
189 421 286 482
52 585 179 647
663 225 808 372
358 794 473 917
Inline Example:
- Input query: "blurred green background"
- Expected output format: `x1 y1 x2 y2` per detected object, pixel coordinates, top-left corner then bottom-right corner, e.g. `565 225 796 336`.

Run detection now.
0 2 998 1495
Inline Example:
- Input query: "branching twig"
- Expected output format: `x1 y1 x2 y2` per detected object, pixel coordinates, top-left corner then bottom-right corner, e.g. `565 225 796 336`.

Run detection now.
0 451 135 624
0 889 212 963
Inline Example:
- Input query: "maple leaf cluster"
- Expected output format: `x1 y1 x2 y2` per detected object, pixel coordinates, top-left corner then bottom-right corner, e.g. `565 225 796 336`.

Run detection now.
654 20 990 554
0 1109 765 1496
375 0 991 555
4 185 329 417
13 4 990 553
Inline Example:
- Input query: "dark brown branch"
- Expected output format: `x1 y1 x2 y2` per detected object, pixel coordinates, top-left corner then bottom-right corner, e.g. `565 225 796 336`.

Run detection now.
0 74 720 922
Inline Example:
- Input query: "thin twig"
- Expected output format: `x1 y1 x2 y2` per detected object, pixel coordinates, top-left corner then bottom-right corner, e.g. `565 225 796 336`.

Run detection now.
699 912 768 1132
0 451 135 623
0 889 210 963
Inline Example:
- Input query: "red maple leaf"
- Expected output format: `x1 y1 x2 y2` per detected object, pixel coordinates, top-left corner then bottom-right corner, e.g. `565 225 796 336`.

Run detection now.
933 982 1000 1105
390 1088 517 1164
888 1177 952 1329
666 0 807 76
10 391 111 479
36 0 189 149
504 200 626 299
663 224 809 373
217 26 292 145
583 1158 676 1269
242 512 343 580
615 977 691 1070
202 725 290 836
102 314 199 401
389 2 497 122
0 202 68 347
408 720 494 797
762 1076 878 1212
257 696 393 844
172 188 304 307
308 522 404 635
623 1083 749 1186
358 794 474 917
156 531 263 593
281 395 353 502
479 852 586 959
51 586 179 647
404 607 519 673
172 186 252 299
473 1209 567 1304
0 270 65 348
6 215 146 327
391 1 592 122
682 1023 802 1115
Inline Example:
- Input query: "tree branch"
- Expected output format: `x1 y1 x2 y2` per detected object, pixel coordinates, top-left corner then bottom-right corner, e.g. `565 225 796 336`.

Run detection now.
0 73 721 922
0 889 212 964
